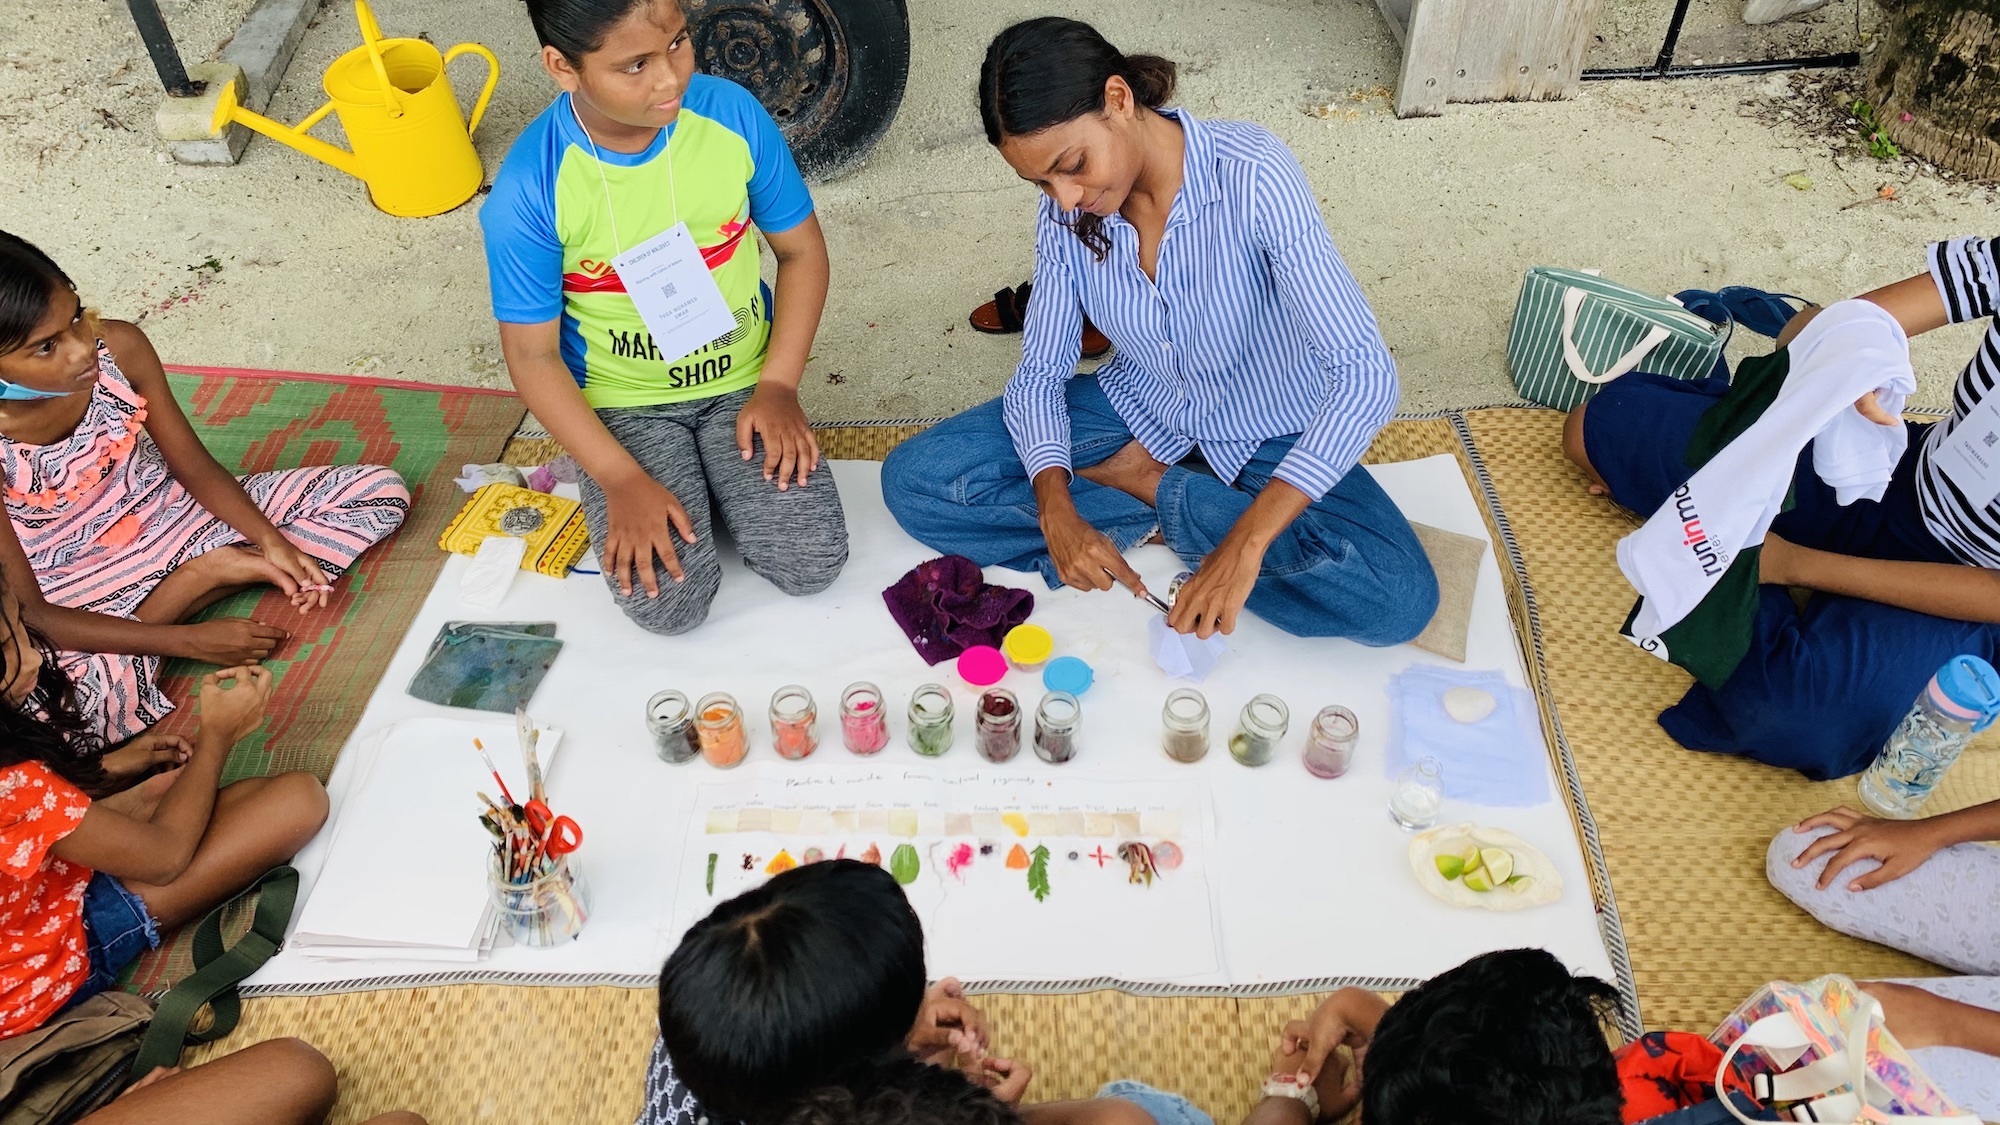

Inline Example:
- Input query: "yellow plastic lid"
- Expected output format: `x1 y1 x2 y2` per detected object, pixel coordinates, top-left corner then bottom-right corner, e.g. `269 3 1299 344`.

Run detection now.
1002 624 1054 667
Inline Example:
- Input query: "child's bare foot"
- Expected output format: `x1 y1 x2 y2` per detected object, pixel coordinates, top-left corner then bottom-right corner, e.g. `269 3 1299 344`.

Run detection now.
93 765 180 816
87 732 193 798
133 545 280 624
1077 440 1168 507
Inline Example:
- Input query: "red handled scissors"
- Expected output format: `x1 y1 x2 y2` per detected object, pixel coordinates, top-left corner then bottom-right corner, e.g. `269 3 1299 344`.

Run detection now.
523 799 582 857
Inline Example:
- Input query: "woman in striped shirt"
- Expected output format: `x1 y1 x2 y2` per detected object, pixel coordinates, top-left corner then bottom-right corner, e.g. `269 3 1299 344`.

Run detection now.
1566 236 2000 778
883 18 1436 643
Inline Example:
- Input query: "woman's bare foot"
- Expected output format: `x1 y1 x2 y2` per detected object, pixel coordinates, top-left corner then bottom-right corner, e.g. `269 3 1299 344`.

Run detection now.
87 732 193 798
133 546 282 625
1077 440 1169 506
94 767 179 817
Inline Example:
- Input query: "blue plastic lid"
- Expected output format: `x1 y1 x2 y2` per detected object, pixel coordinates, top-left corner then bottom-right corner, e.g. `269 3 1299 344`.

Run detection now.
1043 656 1094 696
1934 654 2000 731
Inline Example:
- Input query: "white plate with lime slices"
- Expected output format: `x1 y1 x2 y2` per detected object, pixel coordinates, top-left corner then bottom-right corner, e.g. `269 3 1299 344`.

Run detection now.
1408 823 1563 911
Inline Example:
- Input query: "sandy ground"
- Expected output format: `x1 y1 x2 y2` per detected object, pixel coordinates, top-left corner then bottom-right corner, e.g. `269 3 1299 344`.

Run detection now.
2 0 1996 423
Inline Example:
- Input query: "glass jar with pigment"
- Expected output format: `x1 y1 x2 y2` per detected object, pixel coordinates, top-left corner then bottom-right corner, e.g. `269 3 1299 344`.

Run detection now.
840 681 890 755
696 692 747 768
1161 688 1210 763
769 685 818 760
646 689 700 764
1229 694 1290 767
907 683 955 757
976 689 1022 763
1033 691 1081 764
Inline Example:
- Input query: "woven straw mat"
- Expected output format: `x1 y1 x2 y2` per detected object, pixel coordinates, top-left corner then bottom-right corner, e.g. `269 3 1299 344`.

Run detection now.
187 411 1993 1124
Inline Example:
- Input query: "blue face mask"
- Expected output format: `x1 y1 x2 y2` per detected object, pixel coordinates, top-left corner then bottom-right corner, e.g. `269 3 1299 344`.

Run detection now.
0 380 78 402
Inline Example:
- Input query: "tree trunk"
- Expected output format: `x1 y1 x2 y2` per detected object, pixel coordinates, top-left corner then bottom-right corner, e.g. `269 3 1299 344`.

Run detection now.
1865 0 2000 180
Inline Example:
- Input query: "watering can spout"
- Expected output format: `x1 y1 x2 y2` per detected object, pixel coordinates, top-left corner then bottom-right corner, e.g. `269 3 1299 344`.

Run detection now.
212 82 364 180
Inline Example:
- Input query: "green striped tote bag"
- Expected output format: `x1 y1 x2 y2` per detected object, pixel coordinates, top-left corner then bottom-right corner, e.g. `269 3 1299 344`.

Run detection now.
1507 267 1728 410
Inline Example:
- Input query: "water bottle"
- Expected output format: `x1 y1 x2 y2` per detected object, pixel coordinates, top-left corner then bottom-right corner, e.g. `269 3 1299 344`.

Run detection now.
1857 654 2000 818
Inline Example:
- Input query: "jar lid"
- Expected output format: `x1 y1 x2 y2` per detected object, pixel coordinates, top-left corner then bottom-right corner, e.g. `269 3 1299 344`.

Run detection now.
1043 656 1094 696
1002 624 1054 666
956 645 1008 687
1934 654 2000 730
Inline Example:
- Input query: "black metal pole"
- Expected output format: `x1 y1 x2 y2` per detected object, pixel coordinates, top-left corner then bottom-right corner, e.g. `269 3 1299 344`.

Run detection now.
127 0 200 97
1582 52 1861 80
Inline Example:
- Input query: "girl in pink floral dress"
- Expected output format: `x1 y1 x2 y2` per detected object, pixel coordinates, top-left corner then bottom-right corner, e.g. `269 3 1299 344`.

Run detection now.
0 231 409 748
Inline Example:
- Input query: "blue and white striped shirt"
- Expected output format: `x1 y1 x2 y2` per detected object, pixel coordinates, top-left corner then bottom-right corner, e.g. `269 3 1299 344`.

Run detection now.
1001 109 1397 501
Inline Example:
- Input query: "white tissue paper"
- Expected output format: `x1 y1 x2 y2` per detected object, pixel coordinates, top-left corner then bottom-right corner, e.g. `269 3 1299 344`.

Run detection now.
1148 615 1227 681
460 535 527 608
454 462 527 493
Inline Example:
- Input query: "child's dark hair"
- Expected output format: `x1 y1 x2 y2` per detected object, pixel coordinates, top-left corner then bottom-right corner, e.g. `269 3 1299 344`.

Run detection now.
0 231 75 357
522 0 674 61
779 1058 1021 1125
0 585 107 792
660 859 927 1125
978 18 1176 261
1361 949 1624 1125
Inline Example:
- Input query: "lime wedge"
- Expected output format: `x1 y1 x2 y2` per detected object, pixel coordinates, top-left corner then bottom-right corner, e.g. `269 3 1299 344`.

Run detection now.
1505 875 1535 894
1479 848 1515 884
1462 869 1496 893
1434 853 1467 880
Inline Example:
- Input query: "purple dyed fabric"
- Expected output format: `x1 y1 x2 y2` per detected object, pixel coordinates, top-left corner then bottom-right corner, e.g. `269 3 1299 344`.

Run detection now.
882 555 1036 665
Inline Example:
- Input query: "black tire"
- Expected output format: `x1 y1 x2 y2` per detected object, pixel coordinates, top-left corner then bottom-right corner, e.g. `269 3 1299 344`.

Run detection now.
686 0 911 180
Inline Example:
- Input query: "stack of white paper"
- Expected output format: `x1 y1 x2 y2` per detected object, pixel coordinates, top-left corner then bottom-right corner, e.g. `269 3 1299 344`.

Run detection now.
290 717 563 961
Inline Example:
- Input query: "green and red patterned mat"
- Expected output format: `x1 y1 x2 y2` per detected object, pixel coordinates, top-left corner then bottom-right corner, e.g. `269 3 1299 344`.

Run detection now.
127 367 523 992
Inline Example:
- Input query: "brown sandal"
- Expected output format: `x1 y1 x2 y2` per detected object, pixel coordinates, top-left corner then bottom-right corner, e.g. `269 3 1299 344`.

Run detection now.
970 281 1112 360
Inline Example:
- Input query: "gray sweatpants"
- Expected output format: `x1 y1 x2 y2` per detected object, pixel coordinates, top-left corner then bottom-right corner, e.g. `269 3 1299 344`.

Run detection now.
579 388 848 635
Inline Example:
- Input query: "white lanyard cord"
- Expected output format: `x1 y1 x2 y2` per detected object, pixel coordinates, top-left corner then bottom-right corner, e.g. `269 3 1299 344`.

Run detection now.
569 94 680 257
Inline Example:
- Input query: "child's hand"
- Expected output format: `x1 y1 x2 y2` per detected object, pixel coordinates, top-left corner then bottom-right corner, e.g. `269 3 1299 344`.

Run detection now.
736 383 820 492
602 475 698 599
975 1056 1032 1105
907 976 989 1065
253 536 332 611
1792 806 1950 891
197 665 273 745
180 618 289 665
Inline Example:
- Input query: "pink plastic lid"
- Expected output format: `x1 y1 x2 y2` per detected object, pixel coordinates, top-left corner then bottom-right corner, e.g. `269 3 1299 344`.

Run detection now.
956 645 1007 687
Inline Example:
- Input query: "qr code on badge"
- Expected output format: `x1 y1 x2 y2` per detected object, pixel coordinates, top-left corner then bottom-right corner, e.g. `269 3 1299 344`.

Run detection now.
658 281 678 301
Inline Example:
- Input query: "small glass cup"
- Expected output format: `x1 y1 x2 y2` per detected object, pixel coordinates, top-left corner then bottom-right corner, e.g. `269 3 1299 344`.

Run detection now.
769 684 819 760
1304 705 1359 779
1033 691 1081 764
976 689 1022 763
488 852 591 947
1389 755 1445 831
1229 694 1290 766
1162 688 1210 763
907 683 955 757
840 681 890 755
646 690 700 764
696 692 747 768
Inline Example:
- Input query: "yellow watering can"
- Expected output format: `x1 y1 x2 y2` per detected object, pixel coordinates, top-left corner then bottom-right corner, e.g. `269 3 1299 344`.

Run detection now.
213 0 499 218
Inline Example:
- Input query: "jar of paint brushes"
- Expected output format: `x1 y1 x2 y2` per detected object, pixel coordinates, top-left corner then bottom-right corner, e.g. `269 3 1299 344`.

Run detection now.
1162 688 1210 763
1229 694 1289 767
646 689 700 764
769 685 819 760
488 852 590 947
697 692 747 768
907 683 955 757
1034 691 1081 764
976 689 1022 763
841 681 890 755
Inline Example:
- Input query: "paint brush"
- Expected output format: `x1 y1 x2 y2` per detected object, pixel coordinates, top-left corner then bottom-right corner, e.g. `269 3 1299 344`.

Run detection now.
473 739 517 808
1103 568 1172 614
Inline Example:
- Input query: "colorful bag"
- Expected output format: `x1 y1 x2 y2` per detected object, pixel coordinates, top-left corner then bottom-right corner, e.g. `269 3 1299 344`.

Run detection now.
1709 975 1978 1124
1507 267 1728 410
438 483 590 578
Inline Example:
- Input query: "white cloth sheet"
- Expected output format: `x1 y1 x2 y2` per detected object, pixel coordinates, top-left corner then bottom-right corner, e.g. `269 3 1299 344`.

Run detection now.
249 456 1620 996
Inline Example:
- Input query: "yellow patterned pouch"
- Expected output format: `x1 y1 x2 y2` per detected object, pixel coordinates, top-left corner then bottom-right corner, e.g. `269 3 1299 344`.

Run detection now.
437 484 590 578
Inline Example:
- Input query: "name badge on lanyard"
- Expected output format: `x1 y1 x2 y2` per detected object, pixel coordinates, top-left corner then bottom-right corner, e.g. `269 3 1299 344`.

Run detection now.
1934 395 2000 509
612 222 739 365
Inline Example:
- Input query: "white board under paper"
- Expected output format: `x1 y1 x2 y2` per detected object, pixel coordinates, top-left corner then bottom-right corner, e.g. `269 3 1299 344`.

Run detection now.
253 457 1620 996
291 717 562 952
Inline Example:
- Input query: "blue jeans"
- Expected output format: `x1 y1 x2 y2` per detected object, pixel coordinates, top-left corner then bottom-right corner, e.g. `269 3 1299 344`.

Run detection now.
881 379 1438 644
56 872 160 1015
1583 371 2000 779
1098 1081 1215 1125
